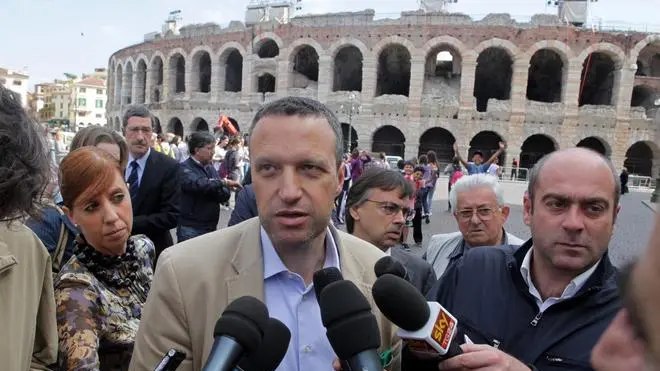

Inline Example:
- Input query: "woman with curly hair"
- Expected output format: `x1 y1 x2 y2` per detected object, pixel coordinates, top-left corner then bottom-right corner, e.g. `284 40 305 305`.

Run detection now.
55 147 155 370
0 85 58 370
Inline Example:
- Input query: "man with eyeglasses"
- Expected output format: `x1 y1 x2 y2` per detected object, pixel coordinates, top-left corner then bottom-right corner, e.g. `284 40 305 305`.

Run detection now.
406 148 622 370
122 105 181 261
345 167 437 294
424 173 523 278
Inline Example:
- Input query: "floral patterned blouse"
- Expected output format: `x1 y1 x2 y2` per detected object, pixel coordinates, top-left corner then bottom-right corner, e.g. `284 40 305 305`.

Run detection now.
54 234 154 371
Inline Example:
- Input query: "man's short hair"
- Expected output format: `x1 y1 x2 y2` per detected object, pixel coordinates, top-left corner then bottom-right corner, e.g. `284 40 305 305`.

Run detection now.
527 148 621 210
449 174 505 214
122 105 153 129
345 168 414 233
188 131 216 156
249 97 342 169
0 85 51 222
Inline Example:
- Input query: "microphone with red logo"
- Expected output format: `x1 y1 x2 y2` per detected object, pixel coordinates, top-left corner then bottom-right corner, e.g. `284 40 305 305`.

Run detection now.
372 274 462 360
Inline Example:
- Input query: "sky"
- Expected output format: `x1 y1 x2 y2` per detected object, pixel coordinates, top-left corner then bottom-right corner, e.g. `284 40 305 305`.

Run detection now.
2 0 658 87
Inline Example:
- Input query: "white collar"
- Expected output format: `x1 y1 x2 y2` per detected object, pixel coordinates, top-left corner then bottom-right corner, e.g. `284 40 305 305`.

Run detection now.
128 147 151 168
520 246 600 309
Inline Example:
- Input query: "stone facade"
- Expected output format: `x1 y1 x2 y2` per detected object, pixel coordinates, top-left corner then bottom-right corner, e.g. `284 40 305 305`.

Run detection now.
106 10 660 176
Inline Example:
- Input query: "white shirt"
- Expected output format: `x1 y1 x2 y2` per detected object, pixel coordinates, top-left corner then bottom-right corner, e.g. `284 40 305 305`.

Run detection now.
261 227 341 371
520 247 600 313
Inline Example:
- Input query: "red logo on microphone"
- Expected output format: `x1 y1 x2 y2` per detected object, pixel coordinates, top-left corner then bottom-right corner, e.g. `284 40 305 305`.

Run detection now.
431 309 456 349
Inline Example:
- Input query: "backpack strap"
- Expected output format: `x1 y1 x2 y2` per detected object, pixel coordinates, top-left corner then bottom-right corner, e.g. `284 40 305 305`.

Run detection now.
52 207 69 274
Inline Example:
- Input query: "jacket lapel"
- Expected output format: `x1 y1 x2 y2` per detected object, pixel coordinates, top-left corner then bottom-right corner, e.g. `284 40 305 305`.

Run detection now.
331 225 370 293
132 152 156 212
226 218 265 303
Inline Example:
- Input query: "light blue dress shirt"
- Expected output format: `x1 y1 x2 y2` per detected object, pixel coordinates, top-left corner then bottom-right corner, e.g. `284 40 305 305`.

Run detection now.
261 226 341 371
124 148 151 187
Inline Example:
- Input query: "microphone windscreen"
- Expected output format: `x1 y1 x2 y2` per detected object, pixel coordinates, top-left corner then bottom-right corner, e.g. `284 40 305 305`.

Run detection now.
374 256 407 279
213 296 269 354
372 274 430 331
319 280 381 359
313 267 344 302
237 318 291 371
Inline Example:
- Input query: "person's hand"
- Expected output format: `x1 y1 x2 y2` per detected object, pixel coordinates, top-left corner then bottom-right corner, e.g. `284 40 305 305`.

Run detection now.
224 179 242 190
438 344 530 370
591 309 646 371
332 358 342 371
499 141 506 151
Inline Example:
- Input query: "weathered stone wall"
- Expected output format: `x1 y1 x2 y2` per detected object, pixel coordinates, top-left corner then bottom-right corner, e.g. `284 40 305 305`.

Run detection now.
106 10 660 173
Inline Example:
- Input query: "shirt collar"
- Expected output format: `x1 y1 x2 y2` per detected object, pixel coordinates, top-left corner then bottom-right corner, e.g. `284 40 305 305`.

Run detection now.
128 147 151 168
261 226 341 280
451 229 510 260
520 246 601 300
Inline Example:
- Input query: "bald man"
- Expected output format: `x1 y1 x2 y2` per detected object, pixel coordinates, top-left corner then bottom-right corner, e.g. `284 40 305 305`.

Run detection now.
407 148 621 371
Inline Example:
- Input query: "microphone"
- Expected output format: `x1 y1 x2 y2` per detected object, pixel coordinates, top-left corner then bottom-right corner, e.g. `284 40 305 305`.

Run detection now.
374 256 408 281
236 318 291 371
372 274 462 360
319 280 383 371
153 349 186 371
313 267 344 303
202 296 269 371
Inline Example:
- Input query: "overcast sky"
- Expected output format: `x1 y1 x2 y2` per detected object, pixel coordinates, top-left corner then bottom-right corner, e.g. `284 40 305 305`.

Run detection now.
2 0 657 86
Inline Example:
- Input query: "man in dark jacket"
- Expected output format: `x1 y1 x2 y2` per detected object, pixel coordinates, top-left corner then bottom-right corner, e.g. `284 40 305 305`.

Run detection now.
345 167 437 295
178 132 241 242
404 148 621 370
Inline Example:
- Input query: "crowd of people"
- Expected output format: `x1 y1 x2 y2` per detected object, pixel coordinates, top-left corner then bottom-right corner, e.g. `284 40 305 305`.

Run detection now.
1 82 659 371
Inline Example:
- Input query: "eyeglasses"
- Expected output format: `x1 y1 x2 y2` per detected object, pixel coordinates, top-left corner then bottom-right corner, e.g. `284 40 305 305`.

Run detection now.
127 126 153 134
456 207 500 221
366 200 411 217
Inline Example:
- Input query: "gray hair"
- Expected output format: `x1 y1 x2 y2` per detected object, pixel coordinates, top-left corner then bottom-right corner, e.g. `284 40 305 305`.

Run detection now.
527 147 621 210
449 174 505 214
122 105 153 129
249 97 343 169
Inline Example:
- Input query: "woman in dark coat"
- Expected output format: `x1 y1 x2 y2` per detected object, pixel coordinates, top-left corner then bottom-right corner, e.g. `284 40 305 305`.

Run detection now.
620 168 629 194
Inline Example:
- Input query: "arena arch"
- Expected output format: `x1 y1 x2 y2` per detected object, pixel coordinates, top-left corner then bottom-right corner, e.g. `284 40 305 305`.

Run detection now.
219 47 243 92
289 42 320 88
576 136 611 156
418 127 456 164
135 59 147 104
520 134 557 169
624 141 657 177
168 117 184 138
526 48 566 103
469 131 505 164
372 125 406 158
473 47 513 112
192 117 209 132
168 51 186 94
333 45 363 92
191 47 213 93
153 117 162 134
149 54 164 102
124 61 134 105
376 43 412 97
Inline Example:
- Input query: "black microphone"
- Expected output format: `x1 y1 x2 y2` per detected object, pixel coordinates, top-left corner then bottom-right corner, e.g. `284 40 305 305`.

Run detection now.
202 296 269 371
313 266 344 303
372 274 462 360
374 256 409 281
319 280 383 371
236 318 292 371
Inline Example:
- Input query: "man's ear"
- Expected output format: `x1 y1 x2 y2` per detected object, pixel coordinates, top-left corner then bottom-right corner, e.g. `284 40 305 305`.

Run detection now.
348 206 361 222
523 191 532 226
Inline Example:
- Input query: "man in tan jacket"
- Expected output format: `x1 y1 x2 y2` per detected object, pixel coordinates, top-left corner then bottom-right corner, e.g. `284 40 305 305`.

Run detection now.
130 97 400 371
0 85 58 370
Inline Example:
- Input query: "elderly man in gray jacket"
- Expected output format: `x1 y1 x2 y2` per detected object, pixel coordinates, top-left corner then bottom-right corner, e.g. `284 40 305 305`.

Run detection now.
424 173 524 278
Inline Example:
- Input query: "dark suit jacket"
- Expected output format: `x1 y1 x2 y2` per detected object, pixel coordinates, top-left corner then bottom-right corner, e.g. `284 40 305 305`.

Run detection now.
391 245 437 295
227 185 258 227
131 150 181 258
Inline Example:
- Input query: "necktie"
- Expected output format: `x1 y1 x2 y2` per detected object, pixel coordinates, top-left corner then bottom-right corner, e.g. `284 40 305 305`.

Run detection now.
127 161 139 198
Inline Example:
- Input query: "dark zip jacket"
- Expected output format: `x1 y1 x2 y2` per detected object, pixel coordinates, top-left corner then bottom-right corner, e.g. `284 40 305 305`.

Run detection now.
179 158 231 229
403 240 620 370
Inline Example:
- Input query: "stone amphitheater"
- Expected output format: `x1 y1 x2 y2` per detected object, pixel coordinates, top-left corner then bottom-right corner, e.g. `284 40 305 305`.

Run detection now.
106 9 660 176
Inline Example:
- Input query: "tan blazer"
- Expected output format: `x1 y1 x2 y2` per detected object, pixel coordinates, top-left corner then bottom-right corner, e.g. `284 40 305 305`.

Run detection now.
0 222 58 370
129 217 400 371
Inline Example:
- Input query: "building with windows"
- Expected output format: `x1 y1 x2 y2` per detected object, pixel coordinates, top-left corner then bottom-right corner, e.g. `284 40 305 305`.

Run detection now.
0 67 29 107
107 8 660 179
71 77 107 130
